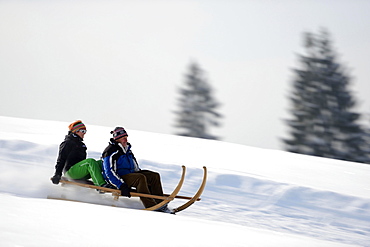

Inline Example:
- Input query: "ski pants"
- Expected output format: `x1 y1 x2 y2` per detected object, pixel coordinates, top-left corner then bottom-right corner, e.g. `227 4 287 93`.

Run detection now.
121 170 164 208
65 158 106 186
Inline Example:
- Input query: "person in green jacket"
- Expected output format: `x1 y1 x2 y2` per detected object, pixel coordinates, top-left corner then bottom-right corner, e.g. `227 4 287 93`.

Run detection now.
50 120 107 187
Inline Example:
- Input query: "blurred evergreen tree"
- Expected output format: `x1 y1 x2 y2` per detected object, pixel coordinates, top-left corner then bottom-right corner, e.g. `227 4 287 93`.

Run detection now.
283 29 370 164
174 62 222 140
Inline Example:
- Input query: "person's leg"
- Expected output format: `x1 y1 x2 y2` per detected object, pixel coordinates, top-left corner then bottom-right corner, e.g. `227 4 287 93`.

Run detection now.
121 173 157 208
137 170 164 204
66 158 106 186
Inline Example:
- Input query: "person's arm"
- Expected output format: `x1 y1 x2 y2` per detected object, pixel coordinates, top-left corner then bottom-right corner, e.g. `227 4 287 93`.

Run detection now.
54 141 73 176
51 140 73 184
102 150 125 189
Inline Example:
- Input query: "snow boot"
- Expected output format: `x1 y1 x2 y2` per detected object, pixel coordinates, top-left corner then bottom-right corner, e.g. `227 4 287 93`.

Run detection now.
97 183 116 194
155 204 175 214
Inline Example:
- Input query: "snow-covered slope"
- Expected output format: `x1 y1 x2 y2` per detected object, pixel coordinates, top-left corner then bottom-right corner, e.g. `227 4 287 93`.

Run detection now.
0 116 369 246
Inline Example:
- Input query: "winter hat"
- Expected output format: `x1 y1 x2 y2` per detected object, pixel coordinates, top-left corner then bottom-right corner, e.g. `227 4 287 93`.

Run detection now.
111 127 128 140
68 120 86 133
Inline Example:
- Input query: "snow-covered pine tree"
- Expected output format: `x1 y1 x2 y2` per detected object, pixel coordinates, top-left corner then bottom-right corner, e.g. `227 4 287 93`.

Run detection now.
283 29 370 164
174 62 222 140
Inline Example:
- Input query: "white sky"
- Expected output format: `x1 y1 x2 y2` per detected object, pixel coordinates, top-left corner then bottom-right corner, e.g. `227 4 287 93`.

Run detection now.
1 0 370 150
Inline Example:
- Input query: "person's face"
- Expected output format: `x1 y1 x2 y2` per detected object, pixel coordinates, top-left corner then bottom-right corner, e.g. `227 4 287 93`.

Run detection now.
116 135 128 146
76 129 86 139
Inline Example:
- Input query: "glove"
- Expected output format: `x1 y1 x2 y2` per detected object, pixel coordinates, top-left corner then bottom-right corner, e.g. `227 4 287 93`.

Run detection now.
51 174 61 184
119 183 131 198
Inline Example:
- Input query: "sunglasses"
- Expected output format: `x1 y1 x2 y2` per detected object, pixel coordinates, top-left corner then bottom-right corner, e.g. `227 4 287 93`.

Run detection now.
78 129 87 133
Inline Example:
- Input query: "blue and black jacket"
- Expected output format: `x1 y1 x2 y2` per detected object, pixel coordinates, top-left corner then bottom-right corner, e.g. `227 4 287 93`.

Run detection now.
101 139 140 189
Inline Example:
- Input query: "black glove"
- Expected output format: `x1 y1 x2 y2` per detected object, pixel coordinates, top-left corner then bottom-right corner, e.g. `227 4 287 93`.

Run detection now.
119 183 131 198
51 174 61 184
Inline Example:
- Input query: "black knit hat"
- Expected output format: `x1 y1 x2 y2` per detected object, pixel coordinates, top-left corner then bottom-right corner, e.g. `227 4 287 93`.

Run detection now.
111 127 128 140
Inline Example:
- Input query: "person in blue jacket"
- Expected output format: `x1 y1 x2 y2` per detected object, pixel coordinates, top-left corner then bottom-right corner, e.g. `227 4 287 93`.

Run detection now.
101 127 166 210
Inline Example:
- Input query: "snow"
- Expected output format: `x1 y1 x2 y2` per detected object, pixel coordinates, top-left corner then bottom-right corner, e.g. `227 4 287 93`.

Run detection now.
1 116 370 246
